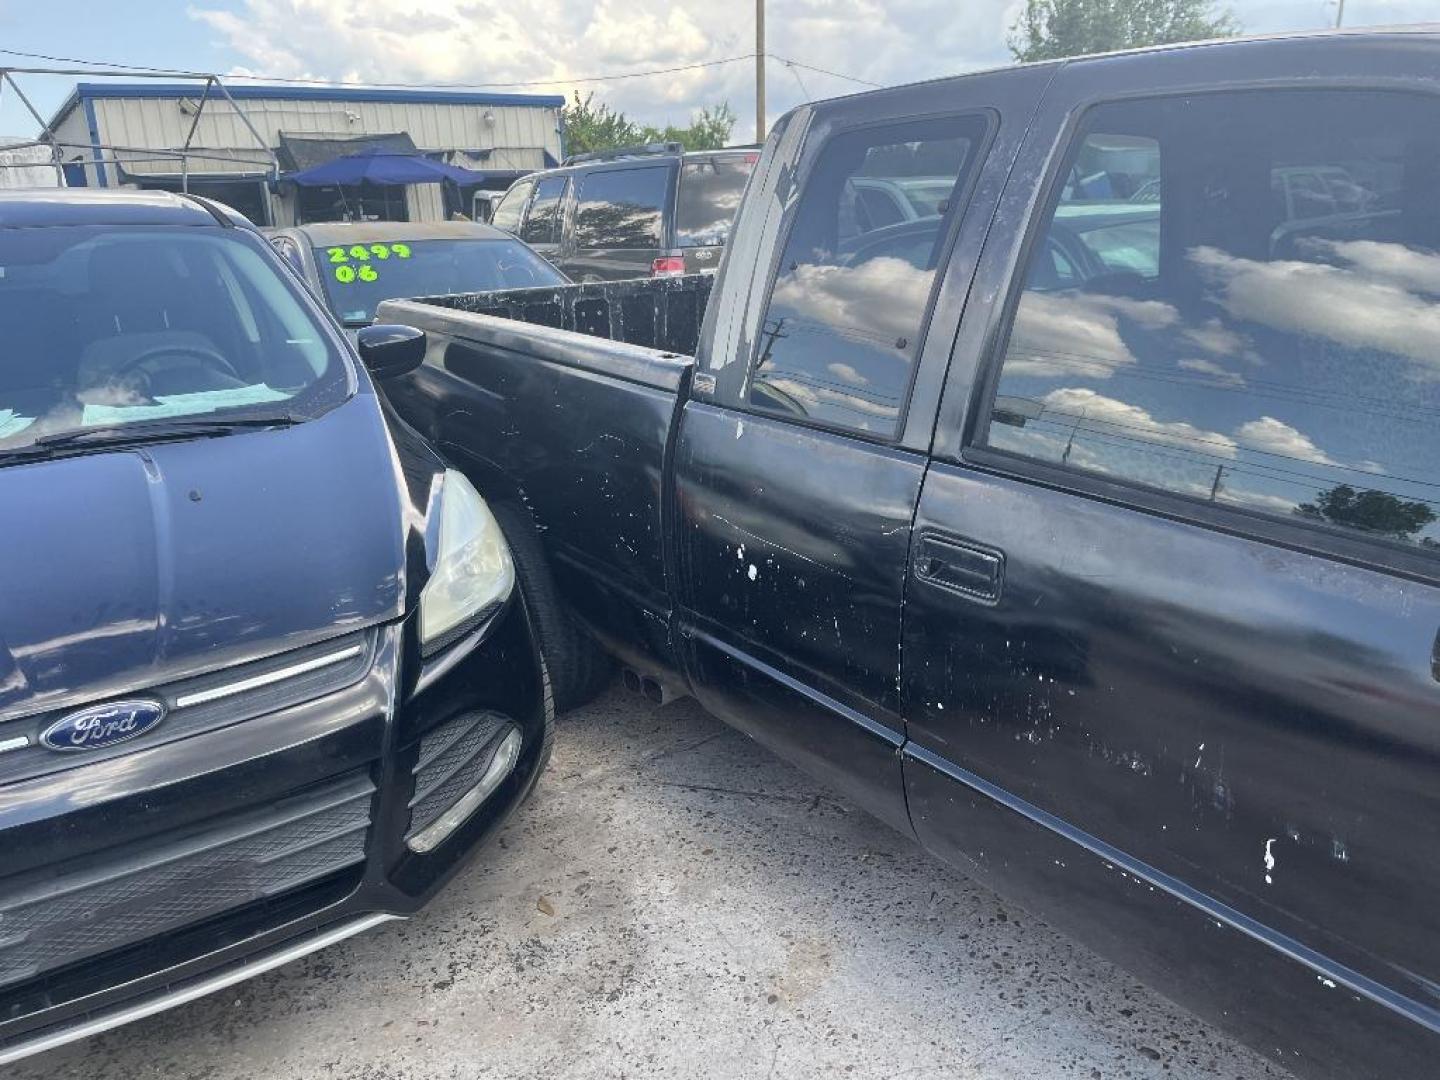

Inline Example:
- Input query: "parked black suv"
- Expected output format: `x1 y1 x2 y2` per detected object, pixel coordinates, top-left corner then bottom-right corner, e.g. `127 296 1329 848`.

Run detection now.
489 143 759 282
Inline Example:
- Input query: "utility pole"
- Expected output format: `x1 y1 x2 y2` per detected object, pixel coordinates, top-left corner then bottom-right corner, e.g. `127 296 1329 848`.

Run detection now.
755 0 766 143
1335 0 1345 27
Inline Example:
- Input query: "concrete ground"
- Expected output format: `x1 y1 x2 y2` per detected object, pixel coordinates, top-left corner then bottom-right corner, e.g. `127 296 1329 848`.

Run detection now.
19 685 1289 1080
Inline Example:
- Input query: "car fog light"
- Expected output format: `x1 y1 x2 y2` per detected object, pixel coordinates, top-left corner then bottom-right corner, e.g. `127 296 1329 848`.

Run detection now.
406 727 523 854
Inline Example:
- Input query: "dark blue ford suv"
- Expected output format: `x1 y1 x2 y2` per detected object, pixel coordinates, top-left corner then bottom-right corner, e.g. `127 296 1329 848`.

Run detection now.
0 190 552 1063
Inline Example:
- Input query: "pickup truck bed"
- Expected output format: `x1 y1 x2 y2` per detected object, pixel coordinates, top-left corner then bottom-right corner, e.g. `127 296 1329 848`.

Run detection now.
382 279 698 682
379 30 1440 1080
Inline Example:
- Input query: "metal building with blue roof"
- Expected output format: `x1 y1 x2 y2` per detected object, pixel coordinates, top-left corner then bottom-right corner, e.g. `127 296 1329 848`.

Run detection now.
46 81 564 226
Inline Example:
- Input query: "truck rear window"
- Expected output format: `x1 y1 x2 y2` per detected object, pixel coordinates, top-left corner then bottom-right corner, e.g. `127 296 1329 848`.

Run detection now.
573 166 670 250
676 156 757 248
747 115 984 436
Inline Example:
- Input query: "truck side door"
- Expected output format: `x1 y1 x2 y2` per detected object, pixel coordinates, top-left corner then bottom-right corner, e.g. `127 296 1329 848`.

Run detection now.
672 69 1051 832
902 38 1440 1076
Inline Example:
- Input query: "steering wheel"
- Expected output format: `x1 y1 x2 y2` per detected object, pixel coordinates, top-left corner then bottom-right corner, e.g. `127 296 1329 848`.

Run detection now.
109 343 242 398
843 222 943 270
497 258 542 287
1042 221 1107 284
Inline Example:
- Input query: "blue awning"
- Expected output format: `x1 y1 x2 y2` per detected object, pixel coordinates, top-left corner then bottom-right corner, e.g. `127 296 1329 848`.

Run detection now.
284 149 488 187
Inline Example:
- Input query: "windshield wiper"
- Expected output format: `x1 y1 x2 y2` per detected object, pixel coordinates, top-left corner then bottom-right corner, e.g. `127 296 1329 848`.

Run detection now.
36 414 301 447
0 414 303 463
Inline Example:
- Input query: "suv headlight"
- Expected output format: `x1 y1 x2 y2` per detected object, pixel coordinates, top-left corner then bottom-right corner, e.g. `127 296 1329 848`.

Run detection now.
419 470 515 653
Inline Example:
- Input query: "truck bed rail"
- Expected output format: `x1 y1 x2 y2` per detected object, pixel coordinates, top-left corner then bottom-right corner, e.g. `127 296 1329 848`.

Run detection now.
410 273 713 357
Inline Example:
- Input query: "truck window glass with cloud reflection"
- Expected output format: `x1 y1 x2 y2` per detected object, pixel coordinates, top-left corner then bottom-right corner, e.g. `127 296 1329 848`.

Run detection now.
747 114 986 436
986 90 1440 554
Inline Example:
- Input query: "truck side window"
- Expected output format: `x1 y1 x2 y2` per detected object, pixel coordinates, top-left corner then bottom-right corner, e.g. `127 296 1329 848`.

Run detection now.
982 90 1440 556
520 176 568 245
749 115 986 437
573 167 669 249
490 179 533 234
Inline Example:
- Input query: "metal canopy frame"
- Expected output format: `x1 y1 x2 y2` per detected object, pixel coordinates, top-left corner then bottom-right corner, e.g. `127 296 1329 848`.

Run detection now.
0 67 279 189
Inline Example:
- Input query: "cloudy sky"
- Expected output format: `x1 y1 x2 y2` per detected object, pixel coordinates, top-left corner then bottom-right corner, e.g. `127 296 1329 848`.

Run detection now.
1 0 1437 137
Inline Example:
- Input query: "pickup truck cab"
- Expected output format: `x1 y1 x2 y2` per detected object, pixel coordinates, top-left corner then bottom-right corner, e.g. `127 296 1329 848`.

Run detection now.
377 30 1440 1080
0 190 551 1064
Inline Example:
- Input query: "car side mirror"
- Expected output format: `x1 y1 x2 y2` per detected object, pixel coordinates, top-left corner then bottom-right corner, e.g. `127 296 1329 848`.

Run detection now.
356 324 426 380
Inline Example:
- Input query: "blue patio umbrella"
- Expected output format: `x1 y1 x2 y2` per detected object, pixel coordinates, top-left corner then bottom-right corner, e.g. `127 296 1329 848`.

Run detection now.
285 149 488 187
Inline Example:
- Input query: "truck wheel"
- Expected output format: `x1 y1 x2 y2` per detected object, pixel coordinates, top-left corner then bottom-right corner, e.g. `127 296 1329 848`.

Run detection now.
492 501 613 712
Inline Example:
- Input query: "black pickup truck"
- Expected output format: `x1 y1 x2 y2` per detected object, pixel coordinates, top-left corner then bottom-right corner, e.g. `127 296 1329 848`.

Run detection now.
378 31 1440 1080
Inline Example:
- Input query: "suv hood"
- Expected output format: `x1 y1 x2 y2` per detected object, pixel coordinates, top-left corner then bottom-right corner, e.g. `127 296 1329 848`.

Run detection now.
0 396 407 722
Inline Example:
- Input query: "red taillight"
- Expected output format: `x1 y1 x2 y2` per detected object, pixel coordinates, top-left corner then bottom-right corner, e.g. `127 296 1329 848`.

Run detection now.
651 255 685 277
745 153 759 165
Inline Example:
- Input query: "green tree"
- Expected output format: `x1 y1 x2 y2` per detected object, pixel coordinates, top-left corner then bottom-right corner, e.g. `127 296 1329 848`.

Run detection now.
561 92 737 156
561 91 642 156
648 103 738 152
1297 485 1437 541
1009 0 1238 63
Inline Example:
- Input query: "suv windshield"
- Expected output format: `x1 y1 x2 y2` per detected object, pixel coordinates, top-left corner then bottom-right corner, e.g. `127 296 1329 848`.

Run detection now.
675 155 757 247
0 225 346 455
315 237 565 324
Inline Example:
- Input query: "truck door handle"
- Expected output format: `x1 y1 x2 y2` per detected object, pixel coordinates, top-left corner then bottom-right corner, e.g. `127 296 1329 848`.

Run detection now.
914 535 1005 604
1432 628 1439 683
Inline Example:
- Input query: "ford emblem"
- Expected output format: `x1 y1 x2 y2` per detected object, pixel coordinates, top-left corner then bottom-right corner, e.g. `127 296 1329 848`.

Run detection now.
40 699 167 753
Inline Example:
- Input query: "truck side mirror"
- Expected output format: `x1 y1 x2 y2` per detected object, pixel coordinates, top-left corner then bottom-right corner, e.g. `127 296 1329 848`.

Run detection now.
356 323 426 380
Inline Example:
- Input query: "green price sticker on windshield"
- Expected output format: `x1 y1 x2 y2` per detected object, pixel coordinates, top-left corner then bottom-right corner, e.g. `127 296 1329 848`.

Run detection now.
326 243 411 284
333 264 379 284
327 243 412 264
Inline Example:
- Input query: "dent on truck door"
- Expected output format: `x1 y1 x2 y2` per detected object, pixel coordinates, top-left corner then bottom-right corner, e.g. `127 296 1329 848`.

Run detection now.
671 74 1046 834
904 57 1440 1079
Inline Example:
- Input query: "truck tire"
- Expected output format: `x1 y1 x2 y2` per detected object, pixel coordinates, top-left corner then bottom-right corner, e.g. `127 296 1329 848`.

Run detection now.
521 652 556 806
492 501 612 712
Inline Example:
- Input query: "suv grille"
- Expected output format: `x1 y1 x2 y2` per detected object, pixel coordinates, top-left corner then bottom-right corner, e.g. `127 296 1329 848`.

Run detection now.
0 631 374 787
0 770 374 991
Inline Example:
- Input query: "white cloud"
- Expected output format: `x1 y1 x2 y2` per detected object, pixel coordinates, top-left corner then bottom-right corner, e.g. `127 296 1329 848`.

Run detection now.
759 376 899 422
769 254 934 347
188 0 1021 139
1234 416 1338 465
1005 291 1177 378
1177 357 1246 387
1216 486 1302 515
185 1 1440 143
1191 243 1440 379
1310 238 1440 297
1038 387 1239 458
1181 317 1249 359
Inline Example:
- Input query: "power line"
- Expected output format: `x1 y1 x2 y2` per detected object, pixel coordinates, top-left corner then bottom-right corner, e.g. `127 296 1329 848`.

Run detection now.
781 59 811 101
0 47 757 89
0 45 884 94
770 55 882 89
